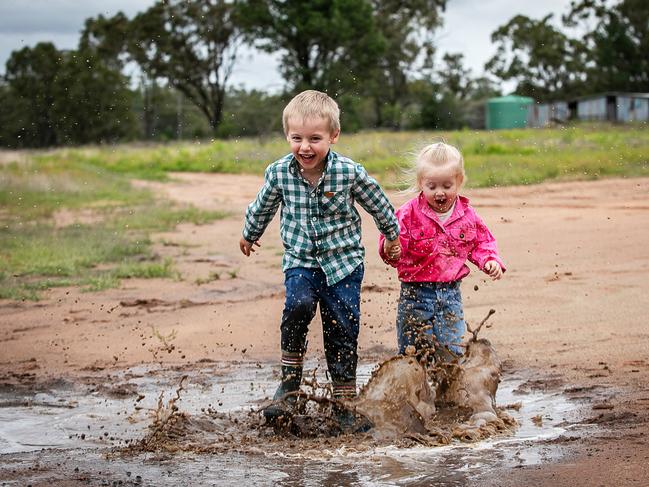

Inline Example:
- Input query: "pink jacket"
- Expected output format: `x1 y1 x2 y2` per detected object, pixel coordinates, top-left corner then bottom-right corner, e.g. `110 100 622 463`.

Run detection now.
379 193 505 283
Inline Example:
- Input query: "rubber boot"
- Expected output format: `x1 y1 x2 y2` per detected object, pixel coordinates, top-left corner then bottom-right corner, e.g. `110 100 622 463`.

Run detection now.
263 365 303 424
333 382 373 433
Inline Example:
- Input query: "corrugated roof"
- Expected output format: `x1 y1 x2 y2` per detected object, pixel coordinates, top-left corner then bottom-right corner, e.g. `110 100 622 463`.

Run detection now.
574 92 649 101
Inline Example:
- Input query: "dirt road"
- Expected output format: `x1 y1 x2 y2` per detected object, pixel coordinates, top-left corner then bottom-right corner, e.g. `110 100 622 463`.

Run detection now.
1 174 648 485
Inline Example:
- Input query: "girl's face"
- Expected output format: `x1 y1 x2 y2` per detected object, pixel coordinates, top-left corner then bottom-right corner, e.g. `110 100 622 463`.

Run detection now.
419 164 463 213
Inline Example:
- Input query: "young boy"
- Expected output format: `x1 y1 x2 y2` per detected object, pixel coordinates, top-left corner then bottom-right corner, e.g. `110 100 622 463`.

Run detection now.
239 90 401 424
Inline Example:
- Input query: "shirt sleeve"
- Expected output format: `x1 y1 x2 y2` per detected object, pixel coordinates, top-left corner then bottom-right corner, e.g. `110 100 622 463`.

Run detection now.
468 213 506 273
242 165 282 242
351 164 400 241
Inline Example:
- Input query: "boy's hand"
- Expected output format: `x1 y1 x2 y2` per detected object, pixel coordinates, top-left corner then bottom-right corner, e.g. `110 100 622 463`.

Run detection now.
484 260 503 280
383 238 401 261
239 237 260 256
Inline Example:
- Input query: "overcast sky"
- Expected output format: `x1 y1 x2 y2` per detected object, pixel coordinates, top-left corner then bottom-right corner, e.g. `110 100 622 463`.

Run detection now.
0 0 575 92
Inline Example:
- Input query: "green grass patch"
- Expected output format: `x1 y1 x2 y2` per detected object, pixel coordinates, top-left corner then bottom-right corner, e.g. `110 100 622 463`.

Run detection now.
112 258 177 280
0 155 227 300
29 123 649 188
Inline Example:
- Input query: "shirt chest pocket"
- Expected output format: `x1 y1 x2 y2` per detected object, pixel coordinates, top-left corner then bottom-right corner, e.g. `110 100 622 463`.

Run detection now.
320 190 349 216
449 226 476 249
408 226 438 256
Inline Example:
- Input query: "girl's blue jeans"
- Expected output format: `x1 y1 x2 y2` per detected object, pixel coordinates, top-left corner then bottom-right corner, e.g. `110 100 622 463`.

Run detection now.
396 281 466 359
280 264 363 385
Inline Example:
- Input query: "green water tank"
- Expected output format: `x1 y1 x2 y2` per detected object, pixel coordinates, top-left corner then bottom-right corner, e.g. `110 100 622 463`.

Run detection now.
486 95 534 129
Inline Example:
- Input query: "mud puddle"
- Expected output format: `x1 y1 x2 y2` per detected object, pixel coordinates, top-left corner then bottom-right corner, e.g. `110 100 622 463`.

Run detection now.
0 362 593 486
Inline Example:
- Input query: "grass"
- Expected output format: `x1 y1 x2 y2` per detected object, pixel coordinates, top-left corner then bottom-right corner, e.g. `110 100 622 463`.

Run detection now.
0 157 226 300
32 123 649 188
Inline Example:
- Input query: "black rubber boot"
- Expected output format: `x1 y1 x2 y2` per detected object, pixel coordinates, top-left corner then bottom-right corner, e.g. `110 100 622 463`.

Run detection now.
263 365 303 424
336 407 373 434
331 381 372 433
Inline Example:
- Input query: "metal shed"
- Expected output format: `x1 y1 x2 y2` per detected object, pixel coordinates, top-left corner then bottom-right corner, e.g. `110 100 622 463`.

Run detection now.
572 92 649 122
527 102 570 128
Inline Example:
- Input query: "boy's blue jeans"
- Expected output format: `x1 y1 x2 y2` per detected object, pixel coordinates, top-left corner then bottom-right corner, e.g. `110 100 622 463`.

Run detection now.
280 264 364 386
396 281 465 359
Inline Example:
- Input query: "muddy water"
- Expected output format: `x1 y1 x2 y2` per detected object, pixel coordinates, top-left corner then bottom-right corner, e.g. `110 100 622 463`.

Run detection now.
0 361 591 486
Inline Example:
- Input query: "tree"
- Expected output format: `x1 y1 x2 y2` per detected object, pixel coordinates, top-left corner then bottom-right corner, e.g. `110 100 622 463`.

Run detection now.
1 42 135 148
238 0 384 94
51 51 136 145
437 53 474 100
127 0 244 132
3 43 61 147
367 0 446 129
564 0 649 92
485 14 586 101
79 12 131 70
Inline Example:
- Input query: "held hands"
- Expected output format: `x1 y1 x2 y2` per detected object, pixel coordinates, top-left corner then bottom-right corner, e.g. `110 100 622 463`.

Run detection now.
239 237 260 256
383 238 401 261
484 260 503 280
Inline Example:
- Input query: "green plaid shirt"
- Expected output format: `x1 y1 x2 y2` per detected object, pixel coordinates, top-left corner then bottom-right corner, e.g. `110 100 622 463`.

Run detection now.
243 151 399 285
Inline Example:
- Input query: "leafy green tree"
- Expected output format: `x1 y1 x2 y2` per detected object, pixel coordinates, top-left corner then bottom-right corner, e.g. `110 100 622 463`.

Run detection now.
127 0 243 133
3 43 61 147
564 0 649 92
1 42 135 148
130 82 212 140
51 51 136 145
407 53 499 130
217 88 285 137
367 0 446 129
437 53 477 101
79 12 131 70
237 0 384 94
485 14 586 101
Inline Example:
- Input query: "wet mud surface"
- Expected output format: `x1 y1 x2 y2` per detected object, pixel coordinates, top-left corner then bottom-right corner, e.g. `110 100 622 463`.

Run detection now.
0 359 595 486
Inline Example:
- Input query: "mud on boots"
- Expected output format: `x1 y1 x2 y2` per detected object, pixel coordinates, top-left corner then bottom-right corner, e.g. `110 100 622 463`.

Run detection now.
333 381 373 434
263 353 303 424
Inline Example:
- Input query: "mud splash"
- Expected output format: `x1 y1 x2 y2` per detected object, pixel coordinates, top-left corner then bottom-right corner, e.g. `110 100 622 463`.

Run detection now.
0 362 589 486
125 318 515 455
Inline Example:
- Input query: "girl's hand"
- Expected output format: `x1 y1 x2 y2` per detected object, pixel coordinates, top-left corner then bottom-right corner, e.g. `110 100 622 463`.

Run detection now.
383 238 401 261
239 237 260 256
484 260 503 280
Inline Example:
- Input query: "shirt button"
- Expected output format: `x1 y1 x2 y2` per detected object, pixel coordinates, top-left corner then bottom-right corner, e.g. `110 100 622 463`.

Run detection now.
312 216 317 221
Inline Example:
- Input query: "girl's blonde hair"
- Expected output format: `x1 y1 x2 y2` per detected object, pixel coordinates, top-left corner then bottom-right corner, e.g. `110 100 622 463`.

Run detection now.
282 90 341 135
403 141 466 194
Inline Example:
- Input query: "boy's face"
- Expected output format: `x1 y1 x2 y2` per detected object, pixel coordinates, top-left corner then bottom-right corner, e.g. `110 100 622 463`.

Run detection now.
420 165 463 214
286 117 339 173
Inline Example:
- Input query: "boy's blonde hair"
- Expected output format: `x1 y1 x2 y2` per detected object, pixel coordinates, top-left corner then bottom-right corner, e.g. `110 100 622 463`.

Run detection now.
282 90 341 135
404 141 466 194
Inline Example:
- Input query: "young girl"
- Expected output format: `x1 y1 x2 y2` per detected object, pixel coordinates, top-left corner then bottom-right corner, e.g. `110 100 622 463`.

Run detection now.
379 142 505 362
